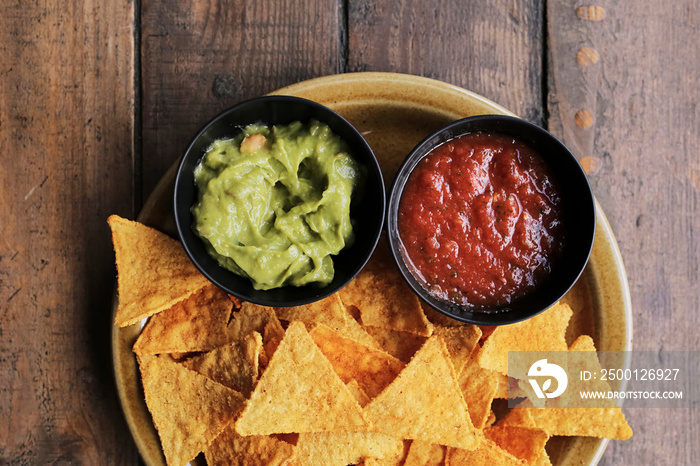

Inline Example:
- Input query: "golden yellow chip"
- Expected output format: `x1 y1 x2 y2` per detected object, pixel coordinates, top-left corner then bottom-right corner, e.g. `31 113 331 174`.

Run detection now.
364 336 479 450
296 431 404 465
276 293 380 349
275 293 349 328
138 354 245 466
476 302 573 374
204 424 296 466
484 425 549 464
533 448 553 466
235 321 368 435
404 440 445 466
227 301 285 364
446 438 525 465
422 305 471 328
486 409 497 427
133 284 234 355
346 379 371 408
310 324 405 398
108 215 211 327
364 326 427 363
458 358 500 429
433 324 482 374
183 331 262 397
502 403 633 440
339 243 432 337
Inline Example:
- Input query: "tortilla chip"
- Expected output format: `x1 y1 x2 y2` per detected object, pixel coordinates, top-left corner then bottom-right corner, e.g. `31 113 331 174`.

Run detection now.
533 448 553 466
493 375 513 399
276 294 380 349
139 354 245 466
235 321 368 435
133 284 234 355
486 409 497 427
502 403 633 440
204 424 296 466
484 425 549 464
458 359 500 429
108 215 211 327
422 305 469 328
296 431 404 465
346 379 371 407
404 440 445 466
310 324 405 398
339 243 432 337
569 334 596 352
446 438 525 465
275 294 349 329
364 336 479 450
433 325 482 374
183 331 262 397
227 301 285 364
476 302 573 374
364 326 427 363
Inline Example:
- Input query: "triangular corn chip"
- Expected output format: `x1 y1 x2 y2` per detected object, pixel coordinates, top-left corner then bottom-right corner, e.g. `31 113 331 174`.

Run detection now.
204 424 296 466
139 354 245 466
404 440 445 466
183 331 263 397
274 293 349 328
339 243 433 336
133 284 233 355
502 402 633 440
275 294 380 349
296 431 404 465
235 321 368 435
108 215 210 327
484 425 549 464
458 358 500 429
476 302 572 374
364 326 427 363
310 324 405 398
229 302 285 359
433 325 482 374
346 380 371 407
446 438 525 465
364 336 479 450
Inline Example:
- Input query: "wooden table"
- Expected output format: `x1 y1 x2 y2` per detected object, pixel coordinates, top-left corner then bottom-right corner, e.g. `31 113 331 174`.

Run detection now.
1 0 698 464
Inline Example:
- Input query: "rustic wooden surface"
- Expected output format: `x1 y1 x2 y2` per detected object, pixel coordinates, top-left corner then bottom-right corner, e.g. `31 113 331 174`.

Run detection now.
1 0 698 464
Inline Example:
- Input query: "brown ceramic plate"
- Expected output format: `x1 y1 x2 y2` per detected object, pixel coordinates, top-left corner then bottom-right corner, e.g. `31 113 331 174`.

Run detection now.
112 72 633 466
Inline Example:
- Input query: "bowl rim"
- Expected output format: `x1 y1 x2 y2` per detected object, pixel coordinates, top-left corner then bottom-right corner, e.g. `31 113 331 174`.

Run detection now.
173 94 386 307
386 114 596 325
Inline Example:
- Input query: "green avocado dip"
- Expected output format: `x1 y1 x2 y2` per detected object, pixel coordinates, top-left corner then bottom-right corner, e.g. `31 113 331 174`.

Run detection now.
192 120 363 290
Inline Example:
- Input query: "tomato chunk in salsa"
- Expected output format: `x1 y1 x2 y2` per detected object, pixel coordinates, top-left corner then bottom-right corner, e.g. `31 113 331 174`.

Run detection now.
398 132 565 309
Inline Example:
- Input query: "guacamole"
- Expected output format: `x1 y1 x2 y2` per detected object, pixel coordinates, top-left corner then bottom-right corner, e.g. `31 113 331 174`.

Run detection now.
192 120 362 290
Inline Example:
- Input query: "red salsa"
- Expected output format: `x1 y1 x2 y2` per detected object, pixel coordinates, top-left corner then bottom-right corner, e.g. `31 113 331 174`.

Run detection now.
398 132 565 310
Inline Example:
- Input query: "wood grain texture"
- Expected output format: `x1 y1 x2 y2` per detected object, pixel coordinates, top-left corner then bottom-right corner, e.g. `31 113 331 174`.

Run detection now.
547 1 699 464
140 0 343 199
0 0 138 464
346 0 545 123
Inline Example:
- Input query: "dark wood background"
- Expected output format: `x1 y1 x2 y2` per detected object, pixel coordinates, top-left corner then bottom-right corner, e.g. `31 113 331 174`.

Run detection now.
1 0 698 464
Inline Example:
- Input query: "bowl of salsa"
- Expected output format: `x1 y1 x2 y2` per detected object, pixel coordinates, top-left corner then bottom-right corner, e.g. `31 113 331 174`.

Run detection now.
387 115 595 325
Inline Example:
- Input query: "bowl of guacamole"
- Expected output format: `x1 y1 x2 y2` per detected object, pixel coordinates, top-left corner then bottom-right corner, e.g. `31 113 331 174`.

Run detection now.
174 96 385 306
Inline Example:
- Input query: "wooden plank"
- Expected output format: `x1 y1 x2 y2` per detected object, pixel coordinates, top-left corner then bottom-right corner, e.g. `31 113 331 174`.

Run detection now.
347 0 545 123
546 1 699 464
0 0 138 464
140 0 343 198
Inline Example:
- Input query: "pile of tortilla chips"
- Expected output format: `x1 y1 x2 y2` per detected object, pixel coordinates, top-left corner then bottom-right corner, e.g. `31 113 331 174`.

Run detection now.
109 215 632 466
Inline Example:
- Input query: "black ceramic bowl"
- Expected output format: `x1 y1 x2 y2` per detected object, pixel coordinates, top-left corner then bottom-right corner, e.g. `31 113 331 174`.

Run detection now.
387 115 595 325
174 95 385 307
